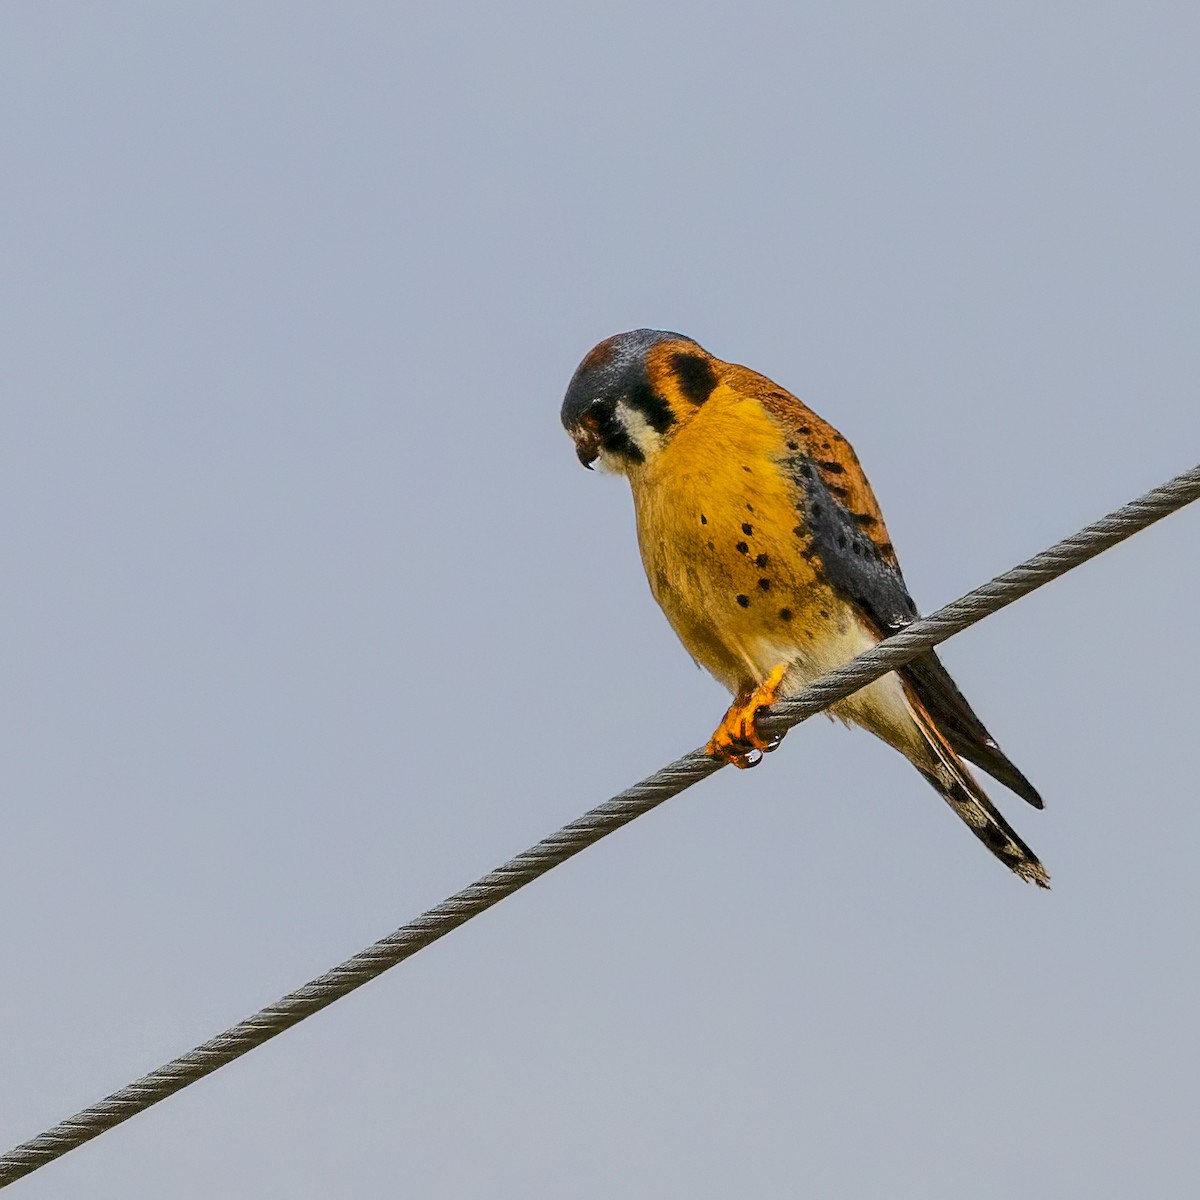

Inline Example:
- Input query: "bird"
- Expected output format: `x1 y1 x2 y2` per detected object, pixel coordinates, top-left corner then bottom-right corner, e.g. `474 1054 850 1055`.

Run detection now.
561 328 1048 887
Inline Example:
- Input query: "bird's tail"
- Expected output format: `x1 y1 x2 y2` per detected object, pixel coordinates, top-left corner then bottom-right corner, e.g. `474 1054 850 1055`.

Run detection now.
905 689 1050 888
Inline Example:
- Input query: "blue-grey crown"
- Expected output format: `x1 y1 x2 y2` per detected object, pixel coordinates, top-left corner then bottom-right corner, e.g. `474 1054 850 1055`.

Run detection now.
560 328 691 430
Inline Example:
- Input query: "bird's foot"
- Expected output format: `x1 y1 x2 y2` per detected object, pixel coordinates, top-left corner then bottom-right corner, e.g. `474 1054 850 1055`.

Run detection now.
705 664 788 769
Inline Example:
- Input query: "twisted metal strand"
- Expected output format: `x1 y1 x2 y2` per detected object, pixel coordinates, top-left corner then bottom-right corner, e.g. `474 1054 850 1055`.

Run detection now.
1 463 1197 1188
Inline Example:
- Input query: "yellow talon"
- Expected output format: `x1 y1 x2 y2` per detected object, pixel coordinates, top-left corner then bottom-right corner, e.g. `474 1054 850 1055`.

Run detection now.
705 663 789 769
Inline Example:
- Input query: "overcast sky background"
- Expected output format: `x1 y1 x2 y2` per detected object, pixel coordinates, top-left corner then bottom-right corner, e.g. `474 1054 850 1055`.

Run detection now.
3 4 1199 1197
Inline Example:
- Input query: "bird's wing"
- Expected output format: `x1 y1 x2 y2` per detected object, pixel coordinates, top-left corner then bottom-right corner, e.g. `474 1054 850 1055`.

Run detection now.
745 370 1043 809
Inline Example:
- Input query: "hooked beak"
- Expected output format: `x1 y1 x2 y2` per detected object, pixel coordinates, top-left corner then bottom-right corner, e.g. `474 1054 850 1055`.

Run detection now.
571 415 601 469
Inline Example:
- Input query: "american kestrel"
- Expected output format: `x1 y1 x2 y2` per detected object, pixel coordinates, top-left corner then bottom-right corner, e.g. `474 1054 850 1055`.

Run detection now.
562 329 1047 887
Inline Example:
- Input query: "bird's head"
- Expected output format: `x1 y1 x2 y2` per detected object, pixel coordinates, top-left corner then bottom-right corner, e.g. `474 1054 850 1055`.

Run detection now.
561 328 721 473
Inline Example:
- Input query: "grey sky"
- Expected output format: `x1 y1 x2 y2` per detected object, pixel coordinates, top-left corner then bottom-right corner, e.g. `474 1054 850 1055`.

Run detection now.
2 3 1198 1196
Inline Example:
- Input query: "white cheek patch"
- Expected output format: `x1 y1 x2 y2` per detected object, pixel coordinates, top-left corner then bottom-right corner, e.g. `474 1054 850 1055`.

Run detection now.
615 399 663 460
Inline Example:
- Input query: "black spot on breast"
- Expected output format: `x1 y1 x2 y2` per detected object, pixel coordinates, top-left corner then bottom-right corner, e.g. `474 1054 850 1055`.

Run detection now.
670 351 718 406
799 463 813 479
700 514 707 525
787 441 800 451
746 503 754 513
779 608 794 621
742 466 752 474
758 578 771 591
736 594 750 608
819 461 845 474
736 541 749 554
819 608 830 619
852 542 862 555
837 534 847 549
792 526 805 537
798 425 811 435
707 540 715 551
755 553 769 567
853 513 877 527
742 523 753 535
811 503 822 517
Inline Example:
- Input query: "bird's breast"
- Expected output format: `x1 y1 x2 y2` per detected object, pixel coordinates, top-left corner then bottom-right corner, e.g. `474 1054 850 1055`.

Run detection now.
629 402 847 693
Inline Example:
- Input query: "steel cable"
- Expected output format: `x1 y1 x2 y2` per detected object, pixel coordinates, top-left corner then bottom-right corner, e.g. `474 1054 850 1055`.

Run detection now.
1 463 1197 1188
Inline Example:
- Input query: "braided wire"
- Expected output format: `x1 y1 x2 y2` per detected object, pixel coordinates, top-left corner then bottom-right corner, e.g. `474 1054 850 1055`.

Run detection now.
1 463 1197 1188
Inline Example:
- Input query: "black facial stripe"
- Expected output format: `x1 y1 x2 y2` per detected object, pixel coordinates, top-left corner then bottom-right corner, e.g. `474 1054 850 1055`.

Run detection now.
595 406 645 463
603 432 644 462
624 381 676 433
669 352 718 406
